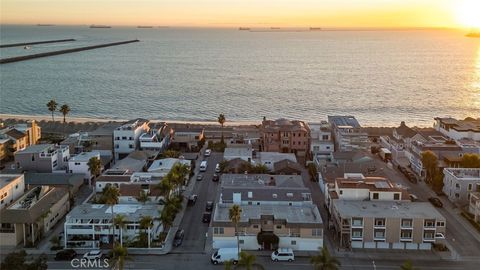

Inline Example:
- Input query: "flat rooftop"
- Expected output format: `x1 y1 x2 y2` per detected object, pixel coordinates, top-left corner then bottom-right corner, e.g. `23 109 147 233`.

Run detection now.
66 204 161 221
332 200 445 220
69 151 100 162
444 168 480 179
258 152 297 163
214 203 323 225
224 147 252 158
328 115 361 128
220 174 305 188
0 174 22 190
17 144 53 154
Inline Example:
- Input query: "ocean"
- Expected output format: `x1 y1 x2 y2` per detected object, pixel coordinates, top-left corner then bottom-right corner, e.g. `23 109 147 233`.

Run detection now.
0 25 479 127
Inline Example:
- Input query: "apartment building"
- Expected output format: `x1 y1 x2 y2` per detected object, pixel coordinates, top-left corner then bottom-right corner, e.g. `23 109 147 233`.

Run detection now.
309 121 334 165
14 144 70 173
443 168 480 205
469 192 480 222
213 174 323 251
171 127 204 151
0 121 41 161
325 174 410 212
0 185 70 247
0 174 25 210
257 152 297 171
328 116 369 152
68 151 102 180
139 122 173 152
331 200 446 250
64 204 163 248
113 118 150 160
434 117 480 141
380 121 417 163
261 118 310 164
224 145 253 162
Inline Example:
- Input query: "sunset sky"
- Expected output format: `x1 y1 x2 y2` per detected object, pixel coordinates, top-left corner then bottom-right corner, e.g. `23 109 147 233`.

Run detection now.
1 0 479 28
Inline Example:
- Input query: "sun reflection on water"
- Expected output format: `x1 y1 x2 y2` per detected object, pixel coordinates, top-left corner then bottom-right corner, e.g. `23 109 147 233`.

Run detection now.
471 47 480 109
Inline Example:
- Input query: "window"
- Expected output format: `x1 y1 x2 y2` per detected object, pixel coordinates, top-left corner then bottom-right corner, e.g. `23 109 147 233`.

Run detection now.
352 218 363 226
401 219 412 227
339 190 343 195
326 146 331 149
239 240 244 244
468 184 473 191
423 231 434 240
253 225 259 229
424 219 435 227
312 228 323 237
122 136 127 140
436 221 445 227
394 193 400 200
373 193 379 200
374 218 385 227
213 227 224 234
291 240 296 245
75 162 81 165
15 185 18 189
374 229 385 239
401 230 412 239
129 144 134 149
352 229 362 238
129 137 133 140
276 225 282 229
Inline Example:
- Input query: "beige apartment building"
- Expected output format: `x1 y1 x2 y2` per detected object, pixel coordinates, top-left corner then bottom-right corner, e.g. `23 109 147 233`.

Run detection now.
0 121 41 161
331 200 446 250
261 118 310 164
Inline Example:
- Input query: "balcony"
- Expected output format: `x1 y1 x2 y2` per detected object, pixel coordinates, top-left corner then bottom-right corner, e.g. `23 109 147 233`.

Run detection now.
351 234 363 240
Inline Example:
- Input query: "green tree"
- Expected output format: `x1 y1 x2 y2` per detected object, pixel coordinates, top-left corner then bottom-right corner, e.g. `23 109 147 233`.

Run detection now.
219 160 229 173
139 216 153 248
236 251 264 270
218 113 226 143
421 151 438 183
50 235 61 247
136 190 150 205
102 185 120 248
47 99 58 122
111 243 131 270
59 104 70 123
400 260 419 270
1 250 27 270
461 153 480 168
229 204 242 259
310 247 341 270
163 150 181 158
87 157 102 179
156 178 173 200
113 214 128 247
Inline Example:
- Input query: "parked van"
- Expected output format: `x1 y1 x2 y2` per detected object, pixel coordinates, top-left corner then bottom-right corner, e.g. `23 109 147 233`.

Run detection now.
211 247 239 265
200 161 208 172
271 248 294 262
379 148 392 161
215 163 221 173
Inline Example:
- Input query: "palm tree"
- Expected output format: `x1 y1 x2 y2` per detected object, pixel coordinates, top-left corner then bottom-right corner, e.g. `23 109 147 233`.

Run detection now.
139 216 153 248
236 251 264 270
46 100 58 122
111 243 130 270
229 204 242 258
59 104 70 123
102 185 120 248
87 157 102 187
218 113 226 143
136 190 150 205
156 178 172 201
400 260 419 270
113 214 128 247
310 247 341 270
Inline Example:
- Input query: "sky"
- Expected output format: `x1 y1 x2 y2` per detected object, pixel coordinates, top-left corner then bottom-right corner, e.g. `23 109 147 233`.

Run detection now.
1 0 479 28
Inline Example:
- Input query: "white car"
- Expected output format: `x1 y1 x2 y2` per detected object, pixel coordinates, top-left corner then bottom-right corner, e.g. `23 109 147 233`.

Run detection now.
271 248 294 262
215 163 221 173
83 250 102 260
205 149 212 156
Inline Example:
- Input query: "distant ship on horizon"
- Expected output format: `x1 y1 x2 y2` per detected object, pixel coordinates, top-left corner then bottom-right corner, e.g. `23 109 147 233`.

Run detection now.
238 27 250 30
309 27 322 31
137 26 153 28
37 24 55 27
89 25 112 28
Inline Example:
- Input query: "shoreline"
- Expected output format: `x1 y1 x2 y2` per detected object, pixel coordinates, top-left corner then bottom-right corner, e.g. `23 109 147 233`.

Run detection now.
0 113 262 127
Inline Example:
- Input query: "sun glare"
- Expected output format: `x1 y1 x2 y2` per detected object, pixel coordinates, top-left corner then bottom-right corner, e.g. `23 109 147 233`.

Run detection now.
455 0 480 28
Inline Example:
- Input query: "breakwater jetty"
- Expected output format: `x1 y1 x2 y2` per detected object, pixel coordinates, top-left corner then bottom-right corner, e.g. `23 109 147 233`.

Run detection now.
0 39 140 64
0 39 76 48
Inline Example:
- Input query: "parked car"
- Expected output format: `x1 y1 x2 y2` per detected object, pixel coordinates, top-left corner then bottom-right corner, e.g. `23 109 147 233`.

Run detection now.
173 229 185 247
55 249 77 261
212 173 219 182
202 212 212 223
428 197 443 207
206 201 214 211
205 149 212 156
409 194 418 201
215 163 221 173
406 172 418 183
196 174 204 181
188 194 198 205
83 250 102 260
271 248 295 262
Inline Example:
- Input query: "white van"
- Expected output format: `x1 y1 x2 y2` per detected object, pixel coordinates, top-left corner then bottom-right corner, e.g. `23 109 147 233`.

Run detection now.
211 248 239 265
215 163 221 173
271 248 294 262
200 161 208 172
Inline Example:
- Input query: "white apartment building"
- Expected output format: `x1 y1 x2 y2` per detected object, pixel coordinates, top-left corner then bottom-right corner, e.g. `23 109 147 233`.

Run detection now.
64 204 163 248
257 152 297 171
434 117 480 141
469 192 480 222
443 168 480 205
309 121 334 164
113 119 150 160
14 144 70 173
68 152 101 180
0 174 25 210
139 123 172 152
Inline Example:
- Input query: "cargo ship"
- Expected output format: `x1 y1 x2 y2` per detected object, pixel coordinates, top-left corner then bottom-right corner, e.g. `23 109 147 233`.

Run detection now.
137 26 153 28
238 27 250 30
89 25 112 28
309 27 322 31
